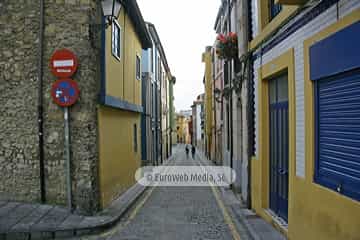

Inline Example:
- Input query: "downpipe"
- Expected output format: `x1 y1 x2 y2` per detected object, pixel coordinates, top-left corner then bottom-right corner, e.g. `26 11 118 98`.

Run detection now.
37 0 46 203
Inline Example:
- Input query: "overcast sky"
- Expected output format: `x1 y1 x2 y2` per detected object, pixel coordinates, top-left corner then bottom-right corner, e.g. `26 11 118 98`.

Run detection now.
137 0 220 112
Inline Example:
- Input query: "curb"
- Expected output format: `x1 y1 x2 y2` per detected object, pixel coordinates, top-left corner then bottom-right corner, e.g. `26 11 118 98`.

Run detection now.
2 185 147 240
2 152 178 240
195 150 260 240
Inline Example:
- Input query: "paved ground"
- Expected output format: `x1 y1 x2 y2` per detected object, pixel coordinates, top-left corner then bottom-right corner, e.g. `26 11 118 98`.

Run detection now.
0 179 146 239
73 145 253 240
0 145 285 240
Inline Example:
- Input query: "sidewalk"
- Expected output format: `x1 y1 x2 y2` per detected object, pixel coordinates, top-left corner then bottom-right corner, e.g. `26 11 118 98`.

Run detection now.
0 183 146 240
196 150 287 240
0 149 180 240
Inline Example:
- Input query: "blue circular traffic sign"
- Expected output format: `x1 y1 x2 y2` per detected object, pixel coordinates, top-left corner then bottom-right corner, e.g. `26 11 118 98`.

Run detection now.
51 79 80 107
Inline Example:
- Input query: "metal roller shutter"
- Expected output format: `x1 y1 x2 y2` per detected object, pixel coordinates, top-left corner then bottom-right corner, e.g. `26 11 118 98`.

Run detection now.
315 69 360 201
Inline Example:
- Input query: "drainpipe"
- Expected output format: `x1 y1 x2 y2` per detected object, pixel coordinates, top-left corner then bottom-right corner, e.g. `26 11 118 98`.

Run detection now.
244 0 252 209
37 0 46 203
228 0 234 173
213 56 217 165
247 56 253 209
160 75 163 164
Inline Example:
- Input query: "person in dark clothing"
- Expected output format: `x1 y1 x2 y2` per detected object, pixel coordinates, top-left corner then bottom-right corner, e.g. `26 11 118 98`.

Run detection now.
191 145 196 159
185 145 189 158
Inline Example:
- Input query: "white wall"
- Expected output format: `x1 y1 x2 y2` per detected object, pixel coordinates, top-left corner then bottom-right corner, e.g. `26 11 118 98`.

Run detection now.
196 104 202 141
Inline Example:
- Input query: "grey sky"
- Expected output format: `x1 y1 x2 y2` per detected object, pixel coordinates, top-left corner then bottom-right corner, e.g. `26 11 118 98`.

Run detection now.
137 0 220 112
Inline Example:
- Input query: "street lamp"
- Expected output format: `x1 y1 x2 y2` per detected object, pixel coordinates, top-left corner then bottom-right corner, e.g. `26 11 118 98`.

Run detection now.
101 0 122 27
214 88 222 103
89 0 122 48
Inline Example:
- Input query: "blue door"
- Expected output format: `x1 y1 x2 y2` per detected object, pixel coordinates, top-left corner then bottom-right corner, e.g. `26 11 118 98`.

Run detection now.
269 74 289 221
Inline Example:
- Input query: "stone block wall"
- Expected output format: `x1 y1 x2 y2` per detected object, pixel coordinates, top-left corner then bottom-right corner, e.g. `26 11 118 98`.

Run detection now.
0 0 42 202
0 0 102 214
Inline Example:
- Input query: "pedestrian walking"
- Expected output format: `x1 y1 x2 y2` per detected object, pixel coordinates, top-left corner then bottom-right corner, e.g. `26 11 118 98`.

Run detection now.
185 145 189 159
191 145 196 159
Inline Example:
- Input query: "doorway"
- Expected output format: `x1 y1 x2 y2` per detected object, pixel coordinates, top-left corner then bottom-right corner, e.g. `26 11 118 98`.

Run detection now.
269 73 289 221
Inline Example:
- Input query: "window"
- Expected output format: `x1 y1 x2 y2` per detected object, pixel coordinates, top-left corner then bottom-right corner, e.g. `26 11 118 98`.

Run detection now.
112 20 121 60
315 70 360 201
136 55 141 80
150 48 154 73
226 103 230 151
134 124 138 152
224 61 229 85
269 0 282 20
158 57 161 81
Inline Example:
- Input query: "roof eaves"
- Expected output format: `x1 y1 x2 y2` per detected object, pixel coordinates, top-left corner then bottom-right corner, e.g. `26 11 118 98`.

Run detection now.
125 0 152 49
147 22 172 77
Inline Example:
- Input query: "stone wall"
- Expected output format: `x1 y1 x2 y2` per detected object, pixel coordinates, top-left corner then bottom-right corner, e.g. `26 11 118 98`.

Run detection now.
0 0 42 202
42 0 101 215
0 0 102 214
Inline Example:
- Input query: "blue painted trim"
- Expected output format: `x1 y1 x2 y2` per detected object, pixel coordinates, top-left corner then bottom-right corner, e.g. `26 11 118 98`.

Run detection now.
141 75 147 161
99 94 143 113
310 21 360 81
253 0 339 60
100 16 106 97
314 80 320 183
141 113 147 161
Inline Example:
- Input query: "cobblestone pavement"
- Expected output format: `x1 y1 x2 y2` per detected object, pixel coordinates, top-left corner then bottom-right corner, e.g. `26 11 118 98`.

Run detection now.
71 145 242 240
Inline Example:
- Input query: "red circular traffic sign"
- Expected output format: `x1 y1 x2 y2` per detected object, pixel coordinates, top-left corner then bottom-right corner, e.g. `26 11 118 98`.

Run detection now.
51 79 80 107
50 49 78 78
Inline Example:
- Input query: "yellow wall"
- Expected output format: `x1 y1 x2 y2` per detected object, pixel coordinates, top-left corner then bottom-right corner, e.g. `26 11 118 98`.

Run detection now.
295 10 360 240
250 2 298 50
251 10 360 240
251 49 295 238
176 115 190 144
105 9 142 106
203 49 213 154
99 7 144 208
98 106 141 208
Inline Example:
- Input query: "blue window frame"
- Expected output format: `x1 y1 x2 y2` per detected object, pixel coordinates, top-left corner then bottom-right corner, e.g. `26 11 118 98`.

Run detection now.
270 0 282 20
314 69 360 201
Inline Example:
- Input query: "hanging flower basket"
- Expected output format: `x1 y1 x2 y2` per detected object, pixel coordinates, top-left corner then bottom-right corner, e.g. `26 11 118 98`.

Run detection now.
215 32 238 60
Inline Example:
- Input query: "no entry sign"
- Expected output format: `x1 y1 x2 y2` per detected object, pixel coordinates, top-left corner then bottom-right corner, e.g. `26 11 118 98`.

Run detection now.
51 79 80 107
50 49 78 78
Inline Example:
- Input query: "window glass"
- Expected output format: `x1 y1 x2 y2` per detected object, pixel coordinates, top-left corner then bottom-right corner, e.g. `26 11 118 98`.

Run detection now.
112 21 121 59
270 0 282 20
277 74 288 102
136 55 141 80
150 48 153 73
269 78 276 104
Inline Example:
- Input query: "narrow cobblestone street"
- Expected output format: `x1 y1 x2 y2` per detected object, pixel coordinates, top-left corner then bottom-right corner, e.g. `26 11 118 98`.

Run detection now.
73 146 246 240
1 1 359 239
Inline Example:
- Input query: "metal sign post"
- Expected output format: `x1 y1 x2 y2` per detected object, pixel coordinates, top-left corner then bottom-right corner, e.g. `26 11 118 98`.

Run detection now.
50 49 79 213
64 107 72 212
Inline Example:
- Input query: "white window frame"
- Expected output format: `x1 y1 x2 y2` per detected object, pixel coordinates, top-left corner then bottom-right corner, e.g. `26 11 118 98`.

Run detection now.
136 54 141 80
112 20 121 61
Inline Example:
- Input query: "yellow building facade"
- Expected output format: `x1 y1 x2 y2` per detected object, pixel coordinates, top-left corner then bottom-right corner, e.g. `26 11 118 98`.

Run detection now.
176 114 190 144
98 2 152 208
202 46 214 159
250 1 360 239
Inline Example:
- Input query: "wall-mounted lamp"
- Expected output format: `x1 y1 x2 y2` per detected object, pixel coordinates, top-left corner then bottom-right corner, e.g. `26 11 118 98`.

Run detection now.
101 0 122 27
214 88 222 103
